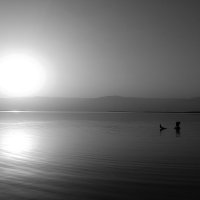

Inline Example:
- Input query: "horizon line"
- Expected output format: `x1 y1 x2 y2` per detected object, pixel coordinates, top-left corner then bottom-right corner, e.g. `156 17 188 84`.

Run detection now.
0 96 199 100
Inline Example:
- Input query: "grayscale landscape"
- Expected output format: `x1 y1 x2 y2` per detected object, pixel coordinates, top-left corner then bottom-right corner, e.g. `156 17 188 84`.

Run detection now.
0 1 200 200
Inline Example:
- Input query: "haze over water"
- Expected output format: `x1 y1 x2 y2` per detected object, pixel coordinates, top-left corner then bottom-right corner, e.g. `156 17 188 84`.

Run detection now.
0 112 200 200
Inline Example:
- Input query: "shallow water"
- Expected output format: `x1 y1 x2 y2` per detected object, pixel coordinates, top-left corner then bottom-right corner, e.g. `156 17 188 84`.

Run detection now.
0 112 200 199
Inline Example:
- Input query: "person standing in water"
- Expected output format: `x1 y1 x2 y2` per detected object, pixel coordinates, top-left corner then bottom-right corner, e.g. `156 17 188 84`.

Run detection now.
174 121 181 135
174 121 181 130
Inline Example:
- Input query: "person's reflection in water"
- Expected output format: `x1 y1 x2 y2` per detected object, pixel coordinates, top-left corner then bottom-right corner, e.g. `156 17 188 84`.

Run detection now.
175 128 181 137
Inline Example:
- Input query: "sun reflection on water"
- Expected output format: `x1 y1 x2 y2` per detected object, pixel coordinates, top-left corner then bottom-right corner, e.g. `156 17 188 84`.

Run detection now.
1 128 35 159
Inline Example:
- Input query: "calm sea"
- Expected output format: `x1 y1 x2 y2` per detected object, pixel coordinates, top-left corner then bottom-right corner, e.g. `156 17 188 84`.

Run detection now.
0 112 200 200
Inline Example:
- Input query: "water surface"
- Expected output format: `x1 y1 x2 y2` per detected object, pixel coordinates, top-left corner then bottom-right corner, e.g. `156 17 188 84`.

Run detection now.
0 112 200 199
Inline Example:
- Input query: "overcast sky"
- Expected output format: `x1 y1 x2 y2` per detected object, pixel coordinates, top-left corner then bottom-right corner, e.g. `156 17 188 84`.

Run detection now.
0 0 200 98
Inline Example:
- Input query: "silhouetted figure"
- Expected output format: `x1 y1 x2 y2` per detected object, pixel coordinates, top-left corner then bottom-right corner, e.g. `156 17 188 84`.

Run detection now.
174 121 181 136
174 121 181 130
160 124 167 131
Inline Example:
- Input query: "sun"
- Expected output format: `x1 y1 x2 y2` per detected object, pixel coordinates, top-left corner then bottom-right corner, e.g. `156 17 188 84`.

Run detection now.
0 53 46 97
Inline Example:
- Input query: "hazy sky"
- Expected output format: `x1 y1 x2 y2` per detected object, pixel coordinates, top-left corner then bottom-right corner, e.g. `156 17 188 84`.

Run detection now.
0 0 200 98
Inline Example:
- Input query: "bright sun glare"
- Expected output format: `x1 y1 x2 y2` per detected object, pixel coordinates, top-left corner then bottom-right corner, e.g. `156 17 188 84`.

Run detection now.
2 129 33 158
0 53 46 97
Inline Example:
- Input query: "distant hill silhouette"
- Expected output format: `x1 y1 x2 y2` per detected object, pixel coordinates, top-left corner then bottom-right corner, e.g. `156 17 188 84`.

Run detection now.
0 96 200 112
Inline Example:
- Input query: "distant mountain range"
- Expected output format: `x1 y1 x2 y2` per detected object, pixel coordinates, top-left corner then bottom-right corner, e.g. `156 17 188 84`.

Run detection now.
0 96 200 112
